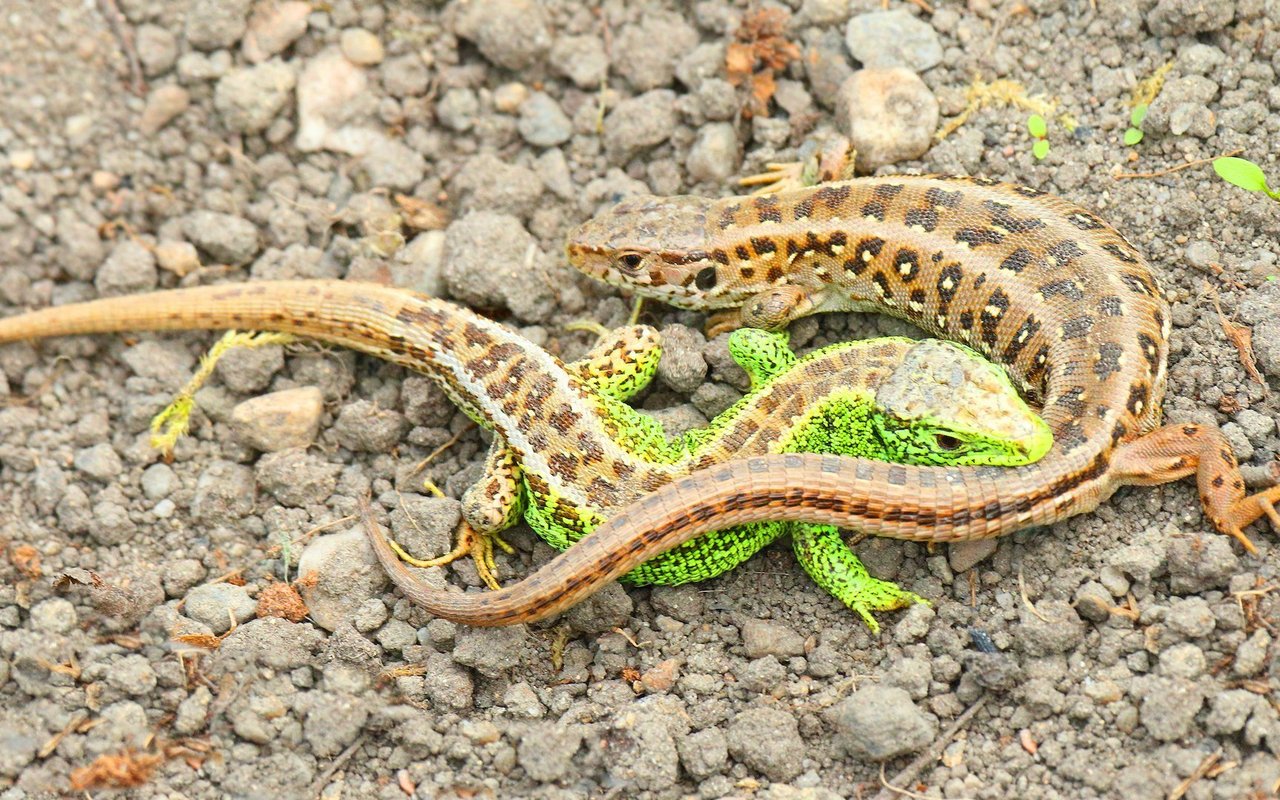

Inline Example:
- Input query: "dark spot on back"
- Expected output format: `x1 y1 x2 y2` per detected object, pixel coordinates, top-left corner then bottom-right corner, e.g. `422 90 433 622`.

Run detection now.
936 264 963 303
1121 273 1155 296
1004 314 1042 361
1046 240 1086 266
904 208 939 232
861 200 886 222
1126 383 1149 415
1068 211 1106 230
894 249 920 282
794 196 815 219
751 237 776 256
1040 279 1084 301
925 187 963 208
1102 242 1140 264
874 183 904 199
1094 342 1123 381
999 247 1035 273
981 199 1046 233
846 236 884 275
955 227 1004 247
1061 316 1094 340
1098 296 1123 316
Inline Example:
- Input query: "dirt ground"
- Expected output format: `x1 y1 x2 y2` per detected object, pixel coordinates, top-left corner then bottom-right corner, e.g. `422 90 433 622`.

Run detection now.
2 0 1280 798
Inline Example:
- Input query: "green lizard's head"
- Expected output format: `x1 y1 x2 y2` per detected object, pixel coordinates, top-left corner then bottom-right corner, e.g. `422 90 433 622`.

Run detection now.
875 340 1052 466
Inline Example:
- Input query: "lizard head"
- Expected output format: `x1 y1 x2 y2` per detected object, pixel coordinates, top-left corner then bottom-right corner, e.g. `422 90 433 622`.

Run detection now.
566 195 761 310
874 340 1052 466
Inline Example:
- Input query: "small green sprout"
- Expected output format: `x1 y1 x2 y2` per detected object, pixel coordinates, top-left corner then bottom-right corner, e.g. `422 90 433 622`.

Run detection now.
1027 115 1049 160
1124 105 1147 146
1213 157 1280 201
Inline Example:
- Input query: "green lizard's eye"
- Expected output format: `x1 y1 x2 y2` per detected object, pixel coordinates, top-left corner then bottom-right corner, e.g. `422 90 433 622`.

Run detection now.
695 267 717 290
935 434 962 451
619 253 644 273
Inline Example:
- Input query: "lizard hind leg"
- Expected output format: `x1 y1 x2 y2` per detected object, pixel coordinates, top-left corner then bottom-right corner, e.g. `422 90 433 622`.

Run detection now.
791 524 928 634
1111 422 1280 553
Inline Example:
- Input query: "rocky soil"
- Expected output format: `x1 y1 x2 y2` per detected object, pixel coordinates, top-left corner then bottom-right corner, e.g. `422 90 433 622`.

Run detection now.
2 0 1280 798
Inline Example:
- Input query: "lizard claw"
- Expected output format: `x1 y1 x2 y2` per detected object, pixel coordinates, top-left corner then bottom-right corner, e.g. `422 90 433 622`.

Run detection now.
1218 487 1280 555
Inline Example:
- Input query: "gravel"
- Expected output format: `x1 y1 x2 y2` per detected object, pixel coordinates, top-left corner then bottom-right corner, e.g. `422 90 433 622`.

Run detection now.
4 0 1280 795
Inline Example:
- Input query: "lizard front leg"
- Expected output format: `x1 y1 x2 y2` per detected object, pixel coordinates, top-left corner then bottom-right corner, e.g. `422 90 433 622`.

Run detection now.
1110 422 1280 553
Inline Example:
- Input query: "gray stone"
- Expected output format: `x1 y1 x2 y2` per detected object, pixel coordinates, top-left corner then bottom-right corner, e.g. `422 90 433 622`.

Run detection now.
517 722 582 781
604 90 678 164
1157 642 1205 679
1168 534 1237 593
1017 600 1086 655
96 240 158 297
1235 629 1271 677
1204 689 1261 735
214 61 296 134
836 68 937 171
436 88 478 132
381 54 430 98
563 580 634 634
29 597 77 634
141 463 176 500
303 692 368 757
137 24 179 76
231 386 324 451
356 137 427 192
453 625 527 677
332 400 408 452
826 685 937 759
1139 677 1203 741
948 539 997 573
740 655 787 693
174 686 213 735
442 211 555 322
678 726 727 779
1166 596 1215 638
423 651 474 709
726 707 805 781
74 443 123 482
191 460 256 523
517 92 573 147
256 448 341 507
549 35 607 89
845 9 943 72
1147 0 1235 36
295 528 388 631
613 13 699 91
450 153 544 219
184 582 257 634
451 0 551 71
185 0 251 51
106 654 158 695
741 618 807 659
686 123 741 184
183 210 260 265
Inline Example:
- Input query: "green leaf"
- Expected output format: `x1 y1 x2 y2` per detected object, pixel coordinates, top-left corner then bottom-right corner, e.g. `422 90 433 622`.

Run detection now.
1032 139 1050 160
1214 157 1271 193
1123 127 1144 146
1027 114 1047 139
1129 104 1148 127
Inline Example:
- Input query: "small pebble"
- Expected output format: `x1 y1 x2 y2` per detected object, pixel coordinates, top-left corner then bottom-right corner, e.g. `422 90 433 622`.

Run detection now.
845 9 943 72
138 85 190 135
836 68 938 171
340 28 384 65
230 386 325 452
184 582 257 634
242 1 311 63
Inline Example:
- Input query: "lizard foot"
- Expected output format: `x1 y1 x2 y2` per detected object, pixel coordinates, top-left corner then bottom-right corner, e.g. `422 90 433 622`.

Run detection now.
1215 486 1280 554
737 135 855 195
841 580 931 635
384 522 513 591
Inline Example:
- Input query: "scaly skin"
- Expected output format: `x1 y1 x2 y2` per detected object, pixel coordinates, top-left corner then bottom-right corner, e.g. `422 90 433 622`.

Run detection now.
566 175 1280 553
0 280 1049 628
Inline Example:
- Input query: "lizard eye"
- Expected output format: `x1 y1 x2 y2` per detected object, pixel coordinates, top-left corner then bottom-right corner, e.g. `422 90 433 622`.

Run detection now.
935 434 962 451
695 266 718 290
618 253 644 273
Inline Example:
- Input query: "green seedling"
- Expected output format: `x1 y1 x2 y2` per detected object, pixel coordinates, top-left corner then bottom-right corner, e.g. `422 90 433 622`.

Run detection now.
1124 105 1147 146
1213 157 1280 201
1027 114 1049 159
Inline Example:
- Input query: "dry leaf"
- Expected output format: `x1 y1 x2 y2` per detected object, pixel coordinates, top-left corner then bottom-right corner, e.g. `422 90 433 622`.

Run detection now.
69 749 163 791
10 544 41 579
395 194 450 231
174 633 224 650
724 7 800 118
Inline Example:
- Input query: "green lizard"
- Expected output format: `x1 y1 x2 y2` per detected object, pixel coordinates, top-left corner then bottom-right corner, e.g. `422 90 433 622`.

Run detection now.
0 281 1050 629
